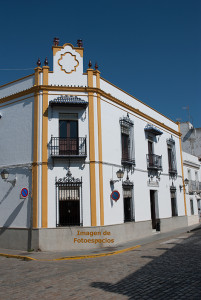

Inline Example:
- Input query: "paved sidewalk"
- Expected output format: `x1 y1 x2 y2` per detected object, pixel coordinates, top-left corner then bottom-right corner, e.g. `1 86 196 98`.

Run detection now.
0 223 200 261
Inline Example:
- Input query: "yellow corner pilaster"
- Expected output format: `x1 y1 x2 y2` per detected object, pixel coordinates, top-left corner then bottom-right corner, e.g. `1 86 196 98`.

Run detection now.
32 67 42 228
34 67 41 86
178 122 187 215
32 93 39 228
87 68 97 226
96 70 104 226
42 66 49 228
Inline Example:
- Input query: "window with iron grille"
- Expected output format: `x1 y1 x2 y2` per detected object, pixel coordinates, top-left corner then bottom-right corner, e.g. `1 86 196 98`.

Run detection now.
170 187 178 217
120 116 135 166
56 176 82 226
167 138 177 175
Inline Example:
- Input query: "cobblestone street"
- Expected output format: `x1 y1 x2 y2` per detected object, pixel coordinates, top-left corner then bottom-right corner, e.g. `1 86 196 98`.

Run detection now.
1 229 201 300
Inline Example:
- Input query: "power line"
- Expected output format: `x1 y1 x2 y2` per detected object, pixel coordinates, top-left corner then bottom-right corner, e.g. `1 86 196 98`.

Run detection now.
0 68 33 71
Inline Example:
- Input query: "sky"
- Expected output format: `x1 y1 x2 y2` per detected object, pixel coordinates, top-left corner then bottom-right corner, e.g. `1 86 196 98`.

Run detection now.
0 0 200 127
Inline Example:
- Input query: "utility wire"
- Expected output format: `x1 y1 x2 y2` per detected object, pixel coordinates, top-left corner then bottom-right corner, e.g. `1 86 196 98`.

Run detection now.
0 68 33 71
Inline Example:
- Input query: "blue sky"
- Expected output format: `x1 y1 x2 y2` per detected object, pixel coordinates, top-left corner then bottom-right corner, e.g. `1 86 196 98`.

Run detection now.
0 0 200 127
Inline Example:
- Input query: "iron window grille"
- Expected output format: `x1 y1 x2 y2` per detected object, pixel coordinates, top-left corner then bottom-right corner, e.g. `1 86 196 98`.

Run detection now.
120 116 135 166
146 154 162 170
167 138 177 175
55 175 83 226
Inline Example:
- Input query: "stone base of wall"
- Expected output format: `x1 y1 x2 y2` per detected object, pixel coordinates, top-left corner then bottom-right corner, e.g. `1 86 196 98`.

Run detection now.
160 216 188 233
0 216 189 251
187 215 199 226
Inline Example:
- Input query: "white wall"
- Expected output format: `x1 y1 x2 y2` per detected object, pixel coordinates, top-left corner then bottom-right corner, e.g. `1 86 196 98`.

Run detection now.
100 78 178 131
0 96 34 166
0 167 32 228
183 151 201 222
100 96 185 225
0 75 34 99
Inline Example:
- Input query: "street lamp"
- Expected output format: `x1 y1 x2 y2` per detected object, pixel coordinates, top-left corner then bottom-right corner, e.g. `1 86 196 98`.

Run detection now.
1 169 9 180
1 169 16 186
110 169 124 185
179 178 189 192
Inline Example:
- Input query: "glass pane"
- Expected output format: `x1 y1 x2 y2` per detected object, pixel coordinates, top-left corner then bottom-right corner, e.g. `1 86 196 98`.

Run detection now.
70 121 78 138
59 121 67 138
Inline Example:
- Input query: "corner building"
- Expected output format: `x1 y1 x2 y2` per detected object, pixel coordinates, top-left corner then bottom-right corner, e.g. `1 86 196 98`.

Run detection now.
0 41 189 250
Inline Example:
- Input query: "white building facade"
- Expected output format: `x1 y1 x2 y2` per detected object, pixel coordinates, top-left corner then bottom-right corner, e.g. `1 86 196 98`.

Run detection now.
182 152 201 225
0 41 190 250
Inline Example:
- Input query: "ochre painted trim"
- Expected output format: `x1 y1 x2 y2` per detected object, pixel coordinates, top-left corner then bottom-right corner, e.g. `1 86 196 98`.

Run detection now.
0 87 36 104
177 123 187 216
0 95 33 108
100 76 177 125
75 48 83 57
87 68 97 226
0 73 34 89
41 67 49 228
52 43 84 56
0 85 181 137
33 92 39 228
34 67 42 86
0 245 140 261
58 52 79 74
95 70 104 226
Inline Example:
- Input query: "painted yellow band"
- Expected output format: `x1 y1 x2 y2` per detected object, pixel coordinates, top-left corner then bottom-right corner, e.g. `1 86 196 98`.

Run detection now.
177 122 187 215
41 67 49 228
96 70 104 226
0 85 181 137
32 69 40 228
88 69 97 226
0 245 140 262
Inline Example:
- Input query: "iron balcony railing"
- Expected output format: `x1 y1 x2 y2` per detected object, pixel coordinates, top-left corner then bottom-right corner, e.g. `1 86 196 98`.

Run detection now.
188 180 201 194
122 153 135 166
146 154 162 170
169 165 177 175
50 137 87 157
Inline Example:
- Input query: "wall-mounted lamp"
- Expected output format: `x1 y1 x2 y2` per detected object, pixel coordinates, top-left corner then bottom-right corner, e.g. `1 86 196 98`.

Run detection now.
110 169 124 185
1 169 17 186
179 178 189 192
0 114 2 119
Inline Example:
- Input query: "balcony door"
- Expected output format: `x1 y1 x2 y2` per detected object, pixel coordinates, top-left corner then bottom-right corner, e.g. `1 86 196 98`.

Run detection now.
148 141 153 166
59 120 78 155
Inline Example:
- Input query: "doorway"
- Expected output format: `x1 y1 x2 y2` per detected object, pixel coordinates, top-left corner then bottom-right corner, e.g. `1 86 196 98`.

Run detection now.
150 190 157 229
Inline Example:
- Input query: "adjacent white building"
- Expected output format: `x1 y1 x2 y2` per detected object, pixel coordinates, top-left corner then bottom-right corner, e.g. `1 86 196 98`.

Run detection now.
182 152 201 225
0 40 192 250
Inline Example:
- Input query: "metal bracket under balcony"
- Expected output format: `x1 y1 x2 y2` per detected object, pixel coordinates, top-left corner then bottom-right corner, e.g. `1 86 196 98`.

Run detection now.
146 154 162 170
50 137 87 158
169 167 177 176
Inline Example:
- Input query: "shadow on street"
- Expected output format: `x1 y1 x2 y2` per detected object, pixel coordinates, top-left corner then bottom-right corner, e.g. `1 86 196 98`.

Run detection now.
91 229 201 299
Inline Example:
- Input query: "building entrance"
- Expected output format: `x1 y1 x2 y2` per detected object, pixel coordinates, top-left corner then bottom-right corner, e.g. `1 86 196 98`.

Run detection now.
56 174 82 226
150 190 157 229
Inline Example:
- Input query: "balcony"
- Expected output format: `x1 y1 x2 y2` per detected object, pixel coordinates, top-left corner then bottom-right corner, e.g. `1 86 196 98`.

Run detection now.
146 154 162 170
122 154 135 167
188 180 201 194
169 165 177 176
50 137 87 158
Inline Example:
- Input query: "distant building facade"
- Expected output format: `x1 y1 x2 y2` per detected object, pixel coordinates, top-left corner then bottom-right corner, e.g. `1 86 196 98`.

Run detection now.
180 122 201 159
0 40 191 251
